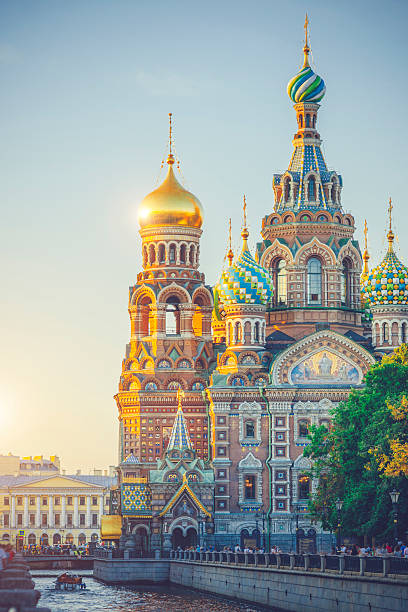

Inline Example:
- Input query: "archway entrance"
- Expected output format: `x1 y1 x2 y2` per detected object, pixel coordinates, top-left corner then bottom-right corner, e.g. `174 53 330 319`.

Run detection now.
240 528 260 549
133 526 149 553
171 527 197 549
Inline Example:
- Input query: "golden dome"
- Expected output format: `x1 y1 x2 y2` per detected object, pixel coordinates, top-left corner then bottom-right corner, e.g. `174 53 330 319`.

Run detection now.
138 159 203 229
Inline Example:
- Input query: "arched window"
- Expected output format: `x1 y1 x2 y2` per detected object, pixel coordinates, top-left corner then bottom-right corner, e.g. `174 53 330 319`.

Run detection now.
234 321 242 344
244 321 251 344
149 244 156 265
254 321 260 343
284 178 291 202
139 297 152 337
52 533 61 545
91 533 99 542
308 177 316 201
245 420 255 438
143 246 148 267
402 322 407 343
298 420 309 437
189 245 195 266
383 322 389 343
78 533 86 545
298 475 310 499
341 259 351 306
28 533 36 546
40 533 49 545
299 114 303 128
65 533 73 544
307 258 322 305
180 244 186 264
273 259 287 305
244 475 256 499
158 244 165 264
165 297 181 335
169 244 176 264
331 183 337 203
306 114 310 127
312 115 316 128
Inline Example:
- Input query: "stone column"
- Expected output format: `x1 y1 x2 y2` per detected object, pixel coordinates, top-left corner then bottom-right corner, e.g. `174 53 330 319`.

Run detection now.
73 496 79 529
23 495 29 528
61 495 66 528
99 495 104 525
86 496 91 528
11 495 16 529
36 495 41 529
48 496 54 528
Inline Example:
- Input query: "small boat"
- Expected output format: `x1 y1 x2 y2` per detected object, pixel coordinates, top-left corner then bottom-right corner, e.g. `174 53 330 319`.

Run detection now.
55 572 87 590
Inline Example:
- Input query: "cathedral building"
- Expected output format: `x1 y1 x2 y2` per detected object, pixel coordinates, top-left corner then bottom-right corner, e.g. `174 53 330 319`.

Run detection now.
104 19 408 553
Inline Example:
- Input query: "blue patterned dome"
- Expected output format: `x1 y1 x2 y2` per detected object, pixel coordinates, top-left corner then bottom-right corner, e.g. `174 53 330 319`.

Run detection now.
215 235 273 306
361 244 408 307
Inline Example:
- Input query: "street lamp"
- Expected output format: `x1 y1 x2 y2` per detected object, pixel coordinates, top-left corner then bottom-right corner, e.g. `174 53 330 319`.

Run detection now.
255 512 265 549
335 498 343 550
389 489 400 544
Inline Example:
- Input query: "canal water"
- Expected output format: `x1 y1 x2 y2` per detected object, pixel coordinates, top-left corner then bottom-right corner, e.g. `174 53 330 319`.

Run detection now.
33 575 274 612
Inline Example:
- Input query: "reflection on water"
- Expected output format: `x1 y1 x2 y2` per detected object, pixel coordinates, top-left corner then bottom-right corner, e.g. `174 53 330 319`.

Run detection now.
34 577 269 612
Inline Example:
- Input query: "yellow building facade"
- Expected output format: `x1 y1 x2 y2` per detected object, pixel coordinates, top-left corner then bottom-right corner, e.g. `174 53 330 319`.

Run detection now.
0 474 114 549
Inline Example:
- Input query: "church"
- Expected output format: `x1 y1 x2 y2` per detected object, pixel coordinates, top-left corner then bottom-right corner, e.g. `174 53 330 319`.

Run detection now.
101 19 408 554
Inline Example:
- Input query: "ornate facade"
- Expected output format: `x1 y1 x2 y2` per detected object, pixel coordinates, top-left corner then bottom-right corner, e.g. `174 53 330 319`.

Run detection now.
108 19 408 553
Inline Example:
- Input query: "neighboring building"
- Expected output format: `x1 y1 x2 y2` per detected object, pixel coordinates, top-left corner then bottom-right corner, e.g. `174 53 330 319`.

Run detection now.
0 454 60 477
0 473 115 549
107 20 408 553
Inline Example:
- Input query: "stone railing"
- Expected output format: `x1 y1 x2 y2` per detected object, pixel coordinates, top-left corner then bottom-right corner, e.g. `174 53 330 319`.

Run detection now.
94 548 170 560
170 550 408 578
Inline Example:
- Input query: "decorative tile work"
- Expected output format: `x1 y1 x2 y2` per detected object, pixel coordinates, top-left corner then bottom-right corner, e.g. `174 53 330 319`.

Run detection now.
121 483 151 516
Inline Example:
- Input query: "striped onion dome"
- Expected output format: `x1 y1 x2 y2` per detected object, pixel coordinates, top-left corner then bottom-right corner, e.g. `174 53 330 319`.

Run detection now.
287 64 326 104
215 232 274 306
361 237 408 306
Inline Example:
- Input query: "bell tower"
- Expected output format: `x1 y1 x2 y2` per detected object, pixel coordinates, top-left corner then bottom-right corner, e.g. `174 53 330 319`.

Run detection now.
115 115 214 464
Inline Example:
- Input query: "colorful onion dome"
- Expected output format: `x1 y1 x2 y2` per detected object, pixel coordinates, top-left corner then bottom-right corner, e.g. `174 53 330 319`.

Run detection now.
361 232 408 307
215 225 273 306
287 65 326 104
287 17 326 104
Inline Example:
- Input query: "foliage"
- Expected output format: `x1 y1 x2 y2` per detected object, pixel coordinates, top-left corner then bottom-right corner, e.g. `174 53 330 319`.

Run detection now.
304 344 408 540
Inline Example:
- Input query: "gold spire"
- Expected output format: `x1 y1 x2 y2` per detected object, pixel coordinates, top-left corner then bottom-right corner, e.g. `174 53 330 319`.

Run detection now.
302 13 311 69
167 112 174 165
176 387 185 409
227 218 234 266
241 194 249 246
362 219 370 280
387 197 394 251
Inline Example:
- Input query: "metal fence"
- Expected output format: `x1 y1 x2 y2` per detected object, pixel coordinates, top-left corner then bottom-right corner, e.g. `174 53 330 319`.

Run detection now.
169 550 408 578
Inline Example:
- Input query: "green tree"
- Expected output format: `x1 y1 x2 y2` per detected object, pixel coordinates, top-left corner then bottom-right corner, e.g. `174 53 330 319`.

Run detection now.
304 345 408 541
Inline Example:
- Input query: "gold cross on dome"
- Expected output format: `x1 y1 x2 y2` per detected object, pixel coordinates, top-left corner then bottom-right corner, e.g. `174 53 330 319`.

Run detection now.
388 196 393 231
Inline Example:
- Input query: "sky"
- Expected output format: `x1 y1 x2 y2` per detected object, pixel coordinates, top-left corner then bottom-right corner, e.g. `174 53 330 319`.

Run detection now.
0 0 407 473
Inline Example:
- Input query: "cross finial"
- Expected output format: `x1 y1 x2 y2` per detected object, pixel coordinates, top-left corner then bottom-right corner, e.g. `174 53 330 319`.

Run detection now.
227 218 234 266
387 196 395 251
362 219 370 278
302 13 311 68
241 194 249 242
167 112 175 165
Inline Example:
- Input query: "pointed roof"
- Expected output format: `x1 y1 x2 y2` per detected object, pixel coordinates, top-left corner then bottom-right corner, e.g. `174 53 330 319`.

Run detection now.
158 475 211 517
167 389 193 451
123 452 140 464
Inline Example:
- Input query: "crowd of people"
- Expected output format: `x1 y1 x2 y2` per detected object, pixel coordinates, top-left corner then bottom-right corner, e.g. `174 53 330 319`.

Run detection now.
0 543 15 570
175 541 408 557
333 542 408 557
22 544 91 556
